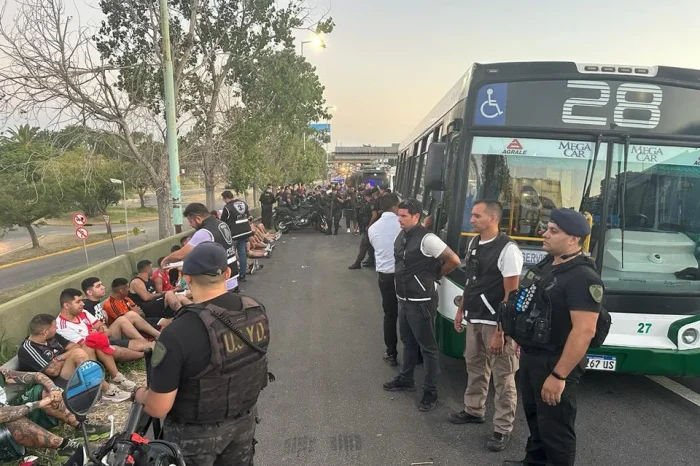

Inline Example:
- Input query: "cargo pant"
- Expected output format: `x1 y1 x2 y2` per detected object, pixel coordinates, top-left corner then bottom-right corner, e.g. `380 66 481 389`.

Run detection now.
164 405 258 466
464 322 519 434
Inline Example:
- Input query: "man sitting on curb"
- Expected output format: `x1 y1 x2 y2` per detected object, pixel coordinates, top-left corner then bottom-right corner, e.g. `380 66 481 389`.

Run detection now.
56 288 148 372
18 313 131 403
82 277 162 339
104 278 172 331
0 367 109 461
129 260 191 319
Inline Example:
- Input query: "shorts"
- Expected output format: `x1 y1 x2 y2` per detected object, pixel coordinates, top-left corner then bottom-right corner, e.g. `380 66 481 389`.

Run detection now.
109 338 130 348
141 298 175 319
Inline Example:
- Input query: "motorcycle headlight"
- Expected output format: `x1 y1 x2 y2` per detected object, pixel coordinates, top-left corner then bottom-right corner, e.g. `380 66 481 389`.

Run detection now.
682 328 699 345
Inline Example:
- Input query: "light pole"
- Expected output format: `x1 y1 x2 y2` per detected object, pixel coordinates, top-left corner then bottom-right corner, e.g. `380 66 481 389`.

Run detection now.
159 0 183 233
300 34 326 152
110 178 129 250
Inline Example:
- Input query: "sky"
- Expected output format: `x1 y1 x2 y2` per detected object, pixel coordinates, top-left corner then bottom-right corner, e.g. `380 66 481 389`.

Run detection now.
305 0 700 147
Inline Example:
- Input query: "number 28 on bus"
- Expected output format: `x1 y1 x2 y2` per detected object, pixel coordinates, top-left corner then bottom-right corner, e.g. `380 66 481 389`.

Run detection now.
394 62 700 377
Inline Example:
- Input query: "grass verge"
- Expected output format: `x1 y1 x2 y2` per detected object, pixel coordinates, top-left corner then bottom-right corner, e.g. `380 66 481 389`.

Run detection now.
44 206 159 227
0 234 115 267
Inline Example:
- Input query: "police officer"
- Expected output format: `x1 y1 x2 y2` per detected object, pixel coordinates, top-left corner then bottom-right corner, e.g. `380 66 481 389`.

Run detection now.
220 191 253 283
135 242 271 466
450 200 523 452
259 185 276 230
348 189 376 269
501 208 603 466
383 198 461 411
161 203 239 291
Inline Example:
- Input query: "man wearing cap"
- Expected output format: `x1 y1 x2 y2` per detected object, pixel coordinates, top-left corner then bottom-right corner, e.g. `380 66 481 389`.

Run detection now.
135 242 271 466
502 208 603 466
161 203 239 291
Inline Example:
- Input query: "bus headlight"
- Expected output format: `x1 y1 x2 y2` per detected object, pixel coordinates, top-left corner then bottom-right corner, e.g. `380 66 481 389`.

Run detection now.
681 328 699 345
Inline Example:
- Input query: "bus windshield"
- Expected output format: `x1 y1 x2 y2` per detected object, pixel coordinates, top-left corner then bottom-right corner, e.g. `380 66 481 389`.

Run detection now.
461 137 700 294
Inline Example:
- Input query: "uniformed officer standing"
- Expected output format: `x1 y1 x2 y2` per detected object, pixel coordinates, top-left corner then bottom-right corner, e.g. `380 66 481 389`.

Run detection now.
348 189 376 269
450 200 523 452
220 191 254 283
161 203 239 291
135 242 271 466
383 199 461 411
259 185 276 230
501 208 604 466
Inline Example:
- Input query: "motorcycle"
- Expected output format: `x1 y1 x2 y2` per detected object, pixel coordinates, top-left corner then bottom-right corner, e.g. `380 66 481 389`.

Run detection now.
62 351 185 466
273 198 329 234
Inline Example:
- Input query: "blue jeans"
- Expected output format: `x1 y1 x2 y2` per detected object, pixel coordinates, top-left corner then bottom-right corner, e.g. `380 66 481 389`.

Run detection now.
234 237 248 279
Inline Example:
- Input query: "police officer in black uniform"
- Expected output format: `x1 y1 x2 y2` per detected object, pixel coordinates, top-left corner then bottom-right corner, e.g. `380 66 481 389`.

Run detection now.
221 191 254 282
259 185 276 230
501 209 604 466
161 203 240 292
348 189 376 269
135 242 271 466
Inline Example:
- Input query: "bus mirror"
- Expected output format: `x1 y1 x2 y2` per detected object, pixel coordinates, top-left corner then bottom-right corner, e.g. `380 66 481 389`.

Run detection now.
425 142 447 191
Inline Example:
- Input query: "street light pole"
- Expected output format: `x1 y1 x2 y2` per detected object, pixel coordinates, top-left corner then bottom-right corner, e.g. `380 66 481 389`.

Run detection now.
110 178 129 249
159 0 183 233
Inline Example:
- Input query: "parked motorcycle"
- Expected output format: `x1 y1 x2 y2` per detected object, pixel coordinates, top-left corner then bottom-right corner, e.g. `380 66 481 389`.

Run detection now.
273 198 329 234
62 352 184 466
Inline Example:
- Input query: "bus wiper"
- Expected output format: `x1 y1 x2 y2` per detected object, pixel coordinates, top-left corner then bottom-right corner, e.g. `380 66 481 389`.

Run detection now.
579 134 603 213
621 136 630 270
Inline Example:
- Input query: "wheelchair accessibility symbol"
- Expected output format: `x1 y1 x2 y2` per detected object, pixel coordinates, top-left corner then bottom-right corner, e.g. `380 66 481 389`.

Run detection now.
474 83 507 125
480 89 503 119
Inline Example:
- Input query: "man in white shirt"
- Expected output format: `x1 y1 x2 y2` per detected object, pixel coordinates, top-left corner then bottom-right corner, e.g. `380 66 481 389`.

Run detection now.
368 193 402 366
450 200 524 452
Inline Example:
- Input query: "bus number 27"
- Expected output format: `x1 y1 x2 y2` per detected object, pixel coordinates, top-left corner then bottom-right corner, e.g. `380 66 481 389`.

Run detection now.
637 322 652 334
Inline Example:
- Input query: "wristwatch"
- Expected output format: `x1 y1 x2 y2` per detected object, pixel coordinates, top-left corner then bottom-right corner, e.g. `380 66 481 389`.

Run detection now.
24 402 37 411
50 386 62 392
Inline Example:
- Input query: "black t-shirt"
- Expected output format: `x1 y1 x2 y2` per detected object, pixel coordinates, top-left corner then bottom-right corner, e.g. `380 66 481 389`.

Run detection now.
82 298 107 323
537 257 603 344
150 292 243 394
18 334 71 373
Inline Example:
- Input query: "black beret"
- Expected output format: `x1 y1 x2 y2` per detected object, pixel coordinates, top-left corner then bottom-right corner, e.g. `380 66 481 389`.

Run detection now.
183 242 228 276
550 208 591 237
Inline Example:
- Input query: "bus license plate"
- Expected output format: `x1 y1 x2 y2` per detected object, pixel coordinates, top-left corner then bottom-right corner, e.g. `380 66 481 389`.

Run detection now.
585 355 616 371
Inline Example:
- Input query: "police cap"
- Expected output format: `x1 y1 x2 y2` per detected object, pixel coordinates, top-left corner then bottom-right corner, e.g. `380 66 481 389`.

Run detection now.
550 208 591 237
182 242 228 276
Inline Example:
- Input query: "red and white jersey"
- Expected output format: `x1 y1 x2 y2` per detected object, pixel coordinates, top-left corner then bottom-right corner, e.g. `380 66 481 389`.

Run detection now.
56 311 99 344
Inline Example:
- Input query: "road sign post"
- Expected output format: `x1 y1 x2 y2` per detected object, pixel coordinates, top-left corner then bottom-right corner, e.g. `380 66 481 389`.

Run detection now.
75 227 90 266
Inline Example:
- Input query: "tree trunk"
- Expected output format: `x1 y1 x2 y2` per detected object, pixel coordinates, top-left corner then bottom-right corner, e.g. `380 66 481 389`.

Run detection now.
138 190 146 208
204 173 217 211
155 184 174 239
252 184 258 208
24 223 40 248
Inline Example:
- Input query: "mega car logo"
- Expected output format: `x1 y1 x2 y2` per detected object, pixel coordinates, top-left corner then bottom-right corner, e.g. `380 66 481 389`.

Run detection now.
503 139 527 155
559 141 592 158
632 146 663 162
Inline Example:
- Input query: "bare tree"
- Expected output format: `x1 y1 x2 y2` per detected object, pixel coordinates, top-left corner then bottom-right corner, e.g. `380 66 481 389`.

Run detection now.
0 0 175 238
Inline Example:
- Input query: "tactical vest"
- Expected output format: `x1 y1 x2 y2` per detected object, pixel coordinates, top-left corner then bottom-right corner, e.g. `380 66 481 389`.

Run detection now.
167 295 270 424
500 255 603 351
200 216 239 279
394 225 441 302
464 233 514 324
224 200 253 239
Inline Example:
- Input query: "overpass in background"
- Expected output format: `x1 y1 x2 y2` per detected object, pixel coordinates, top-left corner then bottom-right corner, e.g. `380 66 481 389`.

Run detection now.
332 143 399 164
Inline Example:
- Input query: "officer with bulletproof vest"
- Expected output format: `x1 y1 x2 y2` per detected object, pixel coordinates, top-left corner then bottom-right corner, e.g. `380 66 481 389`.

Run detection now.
220 191 254 283
348 189 376 269
135 242 271 466
501 208 605 466
259 185 276 229
383 199 461 411
161 203 239 292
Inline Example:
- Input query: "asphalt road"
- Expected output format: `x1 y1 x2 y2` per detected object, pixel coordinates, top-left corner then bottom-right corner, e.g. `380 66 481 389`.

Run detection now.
242 231 700 466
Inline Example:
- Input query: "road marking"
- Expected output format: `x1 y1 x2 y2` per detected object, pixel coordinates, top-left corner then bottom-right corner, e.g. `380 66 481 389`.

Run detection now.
0 234 128 270
647 375 700 407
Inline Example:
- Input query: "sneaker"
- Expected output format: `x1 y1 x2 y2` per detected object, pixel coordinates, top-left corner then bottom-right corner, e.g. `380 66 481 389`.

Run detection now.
362 261 375 268
448 410 485 424
275 232 282 240
347 228 351 233
382 376 415 392
383 352 398 366
57 439 83 457
112 372 136 391
239 277 247 282
250 260 259 275
78 419 111 439
418 391 438 412
102 384 130 403
264 250 271 258
487 432 511 452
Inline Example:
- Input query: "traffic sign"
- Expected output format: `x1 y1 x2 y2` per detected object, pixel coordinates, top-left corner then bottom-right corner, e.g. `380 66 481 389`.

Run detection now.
75 227 89 240
73 212 87 227
102 214 110 224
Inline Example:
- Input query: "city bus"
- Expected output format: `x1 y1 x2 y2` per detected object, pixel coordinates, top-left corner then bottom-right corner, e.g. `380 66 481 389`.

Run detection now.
395 61 700 377
347 168 389 189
